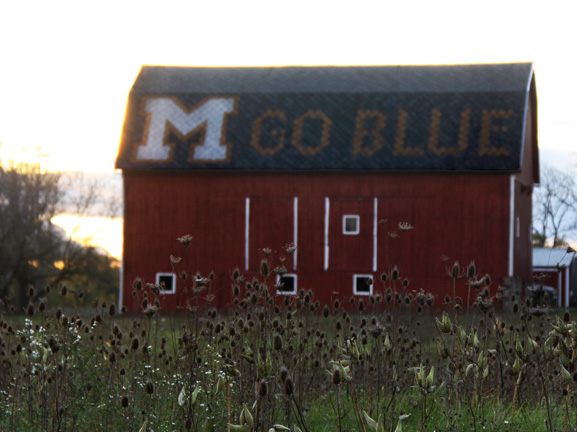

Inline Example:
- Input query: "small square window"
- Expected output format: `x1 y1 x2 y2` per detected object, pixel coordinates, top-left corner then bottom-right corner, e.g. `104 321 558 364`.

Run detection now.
354 274 373 295
156 273 176 294
276 274 297 295
343 215 360 235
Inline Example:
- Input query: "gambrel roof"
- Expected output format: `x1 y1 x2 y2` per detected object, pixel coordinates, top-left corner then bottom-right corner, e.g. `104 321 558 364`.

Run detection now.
116 63 537 173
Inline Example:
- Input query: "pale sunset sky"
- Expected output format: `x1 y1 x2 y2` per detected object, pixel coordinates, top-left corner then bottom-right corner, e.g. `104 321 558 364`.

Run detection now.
1 0 576 258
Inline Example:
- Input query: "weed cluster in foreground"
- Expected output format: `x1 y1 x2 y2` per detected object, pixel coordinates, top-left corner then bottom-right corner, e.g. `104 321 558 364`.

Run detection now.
1 244 577 432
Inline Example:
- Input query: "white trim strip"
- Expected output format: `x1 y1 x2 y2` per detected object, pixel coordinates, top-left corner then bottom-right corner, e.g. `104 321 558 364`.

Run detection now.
118 176 125 311
565 267 570 308
373 197 378 272
508 175 515 276
293 196 298 271
558 272 562 308
245 197 250 271
324 197 330 270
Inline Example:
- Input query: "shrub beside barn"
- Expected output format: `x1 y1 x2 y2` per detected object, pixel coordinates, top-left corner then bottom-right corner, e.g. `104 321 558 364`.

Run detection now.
116 63 538 312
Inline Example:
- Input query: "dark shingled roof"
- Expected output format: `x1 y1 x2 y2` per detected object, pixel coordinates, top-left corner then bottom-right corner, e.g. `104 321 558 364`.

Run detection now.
116 63 537 172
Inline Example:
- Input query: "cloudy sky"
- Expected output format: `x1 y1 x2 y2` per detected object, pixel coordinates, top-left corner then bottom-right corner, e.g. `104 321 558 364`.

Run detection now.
1 0 576 256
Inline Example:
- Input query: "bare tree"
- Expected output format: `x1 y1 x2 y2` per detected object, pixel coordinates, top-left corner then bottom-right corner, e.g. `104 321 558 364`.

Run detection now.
533 165 577 247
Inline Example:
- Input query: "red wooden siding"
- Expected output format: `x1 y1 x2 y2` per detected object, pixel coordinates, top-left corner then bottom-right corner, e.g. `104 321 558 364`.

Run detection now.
249 197 295 272
120 172 519 312
328 197 374 271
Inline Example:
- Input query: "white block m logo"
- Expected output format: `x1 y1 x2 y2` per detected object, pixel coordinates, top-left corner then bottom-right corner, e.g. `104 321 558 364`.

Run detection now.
135 97 237 162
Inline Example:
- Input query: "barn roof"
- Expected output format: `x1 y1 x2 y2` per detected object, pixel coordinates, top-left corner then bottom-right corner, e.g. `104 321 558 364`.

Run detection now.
116 63 537 173
534 247 576 269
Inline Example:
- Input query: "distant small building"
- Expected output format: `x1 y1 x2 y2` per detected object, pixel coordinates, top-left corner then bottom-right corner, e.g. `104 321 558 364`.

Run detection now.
116 63 538 312
533 247 576 307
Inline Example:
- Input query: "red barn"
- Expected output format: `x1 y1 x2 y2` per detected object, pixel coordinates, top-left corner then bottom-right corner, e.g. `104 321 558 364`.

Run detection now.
116 63 538 312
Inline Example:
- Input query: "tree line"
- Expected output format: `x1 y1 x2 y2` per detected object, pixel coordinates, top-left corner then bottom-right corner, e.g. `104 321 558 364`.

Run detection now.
0 157 118 312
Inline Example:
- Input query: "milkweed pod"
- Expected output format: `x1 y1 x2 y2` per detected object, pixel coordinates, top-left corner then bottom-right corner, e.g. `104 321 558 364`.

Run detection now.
560 361 573 382
243 406 254 428
215 376 225 395
178 386 187 406
228 424 249 431
426 366 435 387
376 414 384 432
191 386 200 405
384 332 392 352
512 357 521 374
362 411 377 431
515 336 524 357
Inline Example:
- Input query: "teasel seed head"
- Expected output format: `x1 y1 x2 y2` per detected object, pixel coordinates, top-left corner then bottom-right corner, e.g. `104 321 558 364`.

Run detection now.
274 334 282 350
467 261 476 279
145 381 154 394
450 261 460 279
121 396 129 408
391 266 400 281
260 259 270 277
283 377 294 396
332 368 342 385
133 278 142 291
278 365 289 384
258 379 268 398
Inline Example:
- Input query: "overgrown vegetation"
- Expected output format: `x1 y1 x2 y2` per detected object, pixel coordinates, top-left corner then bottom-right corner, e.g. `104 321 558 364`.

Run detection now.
1 238 577 432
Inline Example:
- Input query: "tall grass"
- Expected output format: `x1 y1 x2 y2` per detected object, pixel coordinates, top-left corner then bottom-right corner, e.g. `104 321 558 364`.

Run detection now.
1 239 576 432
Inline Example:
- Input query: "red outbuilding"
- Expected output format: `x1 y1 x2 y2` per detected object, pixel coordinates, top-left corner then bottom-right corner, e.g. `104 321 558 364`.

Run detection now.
116 63 538 312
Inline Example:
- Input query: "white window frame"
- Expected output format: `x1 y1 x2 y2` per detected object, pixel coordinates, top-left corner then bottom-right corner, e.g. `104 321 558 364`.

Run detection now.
343 215 360 235
156 272 176 294
276 273 297 295
353 274 373 296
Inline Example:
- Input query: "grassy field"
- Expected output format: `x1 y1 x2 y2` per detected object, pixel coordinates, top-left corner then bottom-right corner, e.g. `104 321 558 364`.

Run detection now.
1 264 577 432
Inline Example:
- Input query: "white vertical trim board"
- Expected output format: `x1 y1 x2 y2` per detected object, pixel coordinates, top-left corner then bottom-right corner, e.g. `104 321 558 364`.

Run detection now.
118 178 125 311
324 197 330 271
293 196 298 271
508 175 515 276
558 272 562 308
373 197 378 272
565 267 570 308
245 197 250 271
